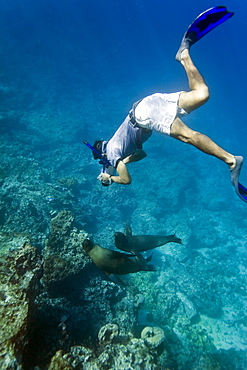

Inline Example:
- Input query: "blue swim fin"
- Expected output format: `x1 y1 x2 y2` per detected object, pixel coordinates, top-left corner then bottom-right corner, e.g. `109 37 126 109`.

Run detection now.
176 6 234 61
237 183 247 203
230 156 247 203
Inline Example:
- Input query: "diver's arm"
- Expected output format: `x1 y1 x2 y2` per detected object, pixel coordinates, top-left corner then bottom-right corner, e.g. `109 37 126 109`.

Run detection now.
100 160 131 185
113 160 132 184
123 149 147 164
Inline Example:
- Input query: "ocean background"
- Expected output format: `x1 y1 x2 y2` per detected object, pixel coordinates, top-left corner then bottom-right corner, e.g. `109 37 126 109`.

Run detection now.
1 0 247 368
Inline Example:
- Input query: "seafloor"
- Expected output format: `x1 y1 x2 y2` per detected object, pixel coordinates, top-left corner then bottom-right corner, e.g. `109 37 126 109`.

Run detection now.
1 22 247 370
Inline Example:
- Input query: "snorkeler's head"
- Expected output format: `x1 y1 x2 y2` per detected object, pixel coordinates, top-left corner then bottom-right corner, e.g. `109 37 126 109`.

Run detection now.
92 140 103 159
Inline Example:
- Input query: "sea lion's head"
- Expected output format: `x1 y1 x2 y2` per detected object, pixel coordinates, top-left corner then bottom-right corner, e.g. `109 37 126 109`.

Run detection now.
83 239 94 253
114 232 128 250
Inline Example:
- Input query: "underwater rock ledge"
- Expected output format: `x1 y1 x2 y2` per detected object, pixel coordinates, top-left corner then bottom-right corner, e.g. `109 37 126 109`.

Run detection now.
1 209 247 369
0 242 43 369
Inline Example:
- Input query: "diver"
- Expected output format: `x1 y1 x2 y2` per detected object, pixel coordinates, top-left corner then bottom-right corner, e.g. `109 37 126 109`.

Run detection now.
87 7 247 203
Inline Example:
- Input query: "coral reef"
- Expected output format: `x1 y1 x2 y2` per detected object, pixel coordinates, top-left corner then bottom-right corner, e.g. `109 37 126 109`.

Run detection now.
141 326 165 349
48 329 166 370
0 242 43 369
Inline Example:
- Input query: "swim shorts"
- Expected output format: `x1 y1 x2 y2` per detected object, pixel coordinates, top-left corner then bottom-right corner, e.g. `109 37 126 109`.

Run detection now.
134 92 188 135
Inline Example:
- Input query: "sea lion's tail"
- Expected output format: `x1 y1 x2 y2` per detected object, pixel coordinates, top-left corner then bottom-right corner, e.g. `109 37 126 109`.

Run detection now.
170 234 182 245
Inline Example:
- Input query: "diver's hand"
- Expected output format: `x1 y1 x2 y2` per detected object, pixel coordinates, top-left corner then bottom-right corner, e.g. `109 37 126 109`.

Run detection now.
97 173 112 185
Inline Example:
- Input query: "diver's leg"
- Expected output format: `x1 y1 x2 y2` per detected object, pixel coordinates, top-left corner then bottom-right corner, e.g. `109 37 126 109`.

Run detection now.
123 149 147 164
170 117 236 169
178 49 209 113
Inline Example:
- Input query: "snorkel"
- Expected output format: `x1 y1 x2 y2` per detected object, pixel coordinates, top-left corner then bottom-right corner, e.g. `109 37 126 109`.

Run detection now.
83 140 111 173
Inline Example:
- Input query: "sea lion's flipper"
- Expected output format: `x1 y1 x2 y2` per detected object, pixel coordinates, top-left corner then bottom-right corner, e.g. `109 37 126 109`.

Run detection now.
124 221 132 236
108 273 126 286
145 253 156 271
156 234 182 246
145 253 153 262
169 234 182 245
134 251 150 270
101 271 126 285
113 251 138 258
115 231 129 251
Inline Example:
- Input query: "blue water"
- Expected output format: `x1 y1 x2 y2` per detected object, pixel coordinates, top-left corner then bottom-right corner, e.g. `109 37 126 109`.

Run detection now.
0 1 245 136
0 0 246 167
1 0 247 367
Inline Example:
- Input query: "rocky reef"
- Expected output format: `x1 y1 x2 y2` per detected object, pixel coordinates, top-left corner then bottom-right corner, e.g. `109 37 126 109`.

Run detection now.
0 211 169 369
1 205 247 369
48 324 166 370
0 76 247 369
0 242 43 369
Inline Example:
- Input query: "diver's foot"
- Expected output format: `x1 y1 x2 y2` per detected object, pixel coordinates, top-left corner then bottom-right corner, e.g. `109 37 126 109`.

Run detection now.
175 31 196 62
228 156 236 171
175 38 191 62
229 156 247 203
230 156 244 187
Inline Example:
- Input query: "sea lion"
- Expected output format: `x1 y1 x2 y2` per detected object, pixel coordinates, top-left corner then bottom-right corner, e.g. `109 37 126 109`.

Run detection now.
114 224 182 264
83 239 155 275
115 232 182 253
